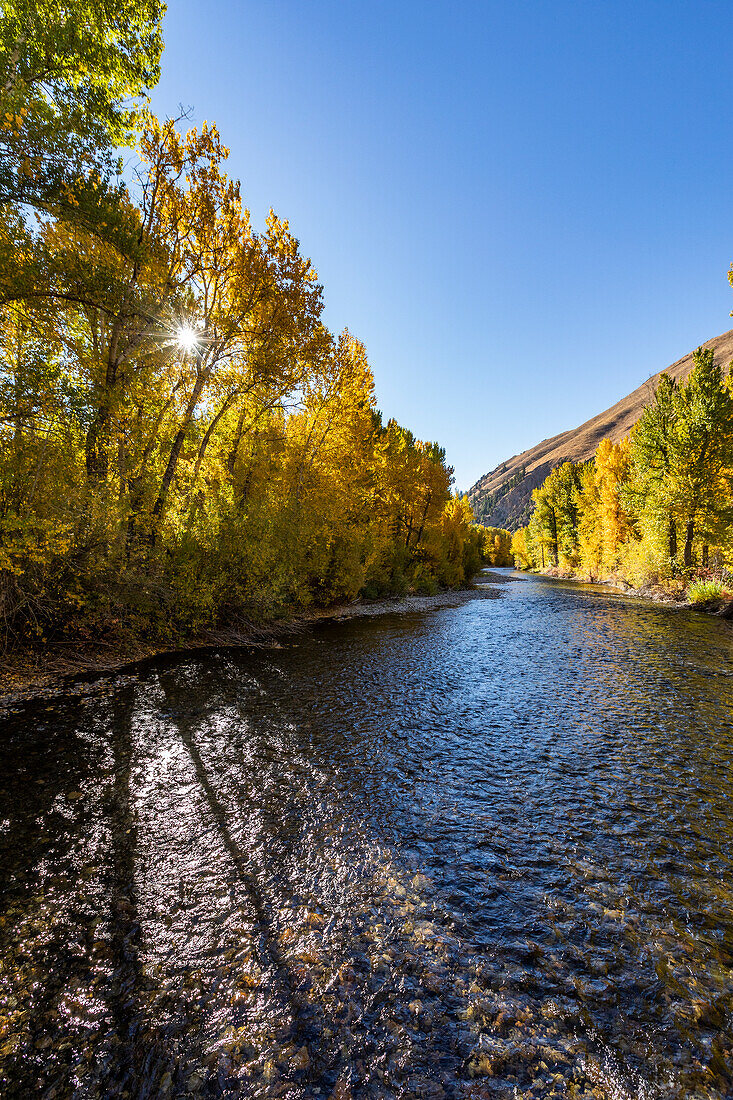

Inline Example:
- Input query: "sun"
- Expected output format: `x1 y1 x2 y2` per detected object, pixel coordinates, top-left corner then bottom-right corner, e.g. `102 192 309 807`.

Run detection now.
176 324 199 352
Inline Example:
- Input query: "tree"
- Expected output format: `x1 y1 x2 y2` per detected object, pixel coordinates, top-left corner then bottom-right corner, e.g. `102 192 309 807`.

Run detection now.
627 351 733 568
478 526 513 566
669 348 733 565
529 461 583 568
511 527 534 570
0 0 164 213
0 18 485 648
435 495 479 587
625 372 680 564
576 438 632 579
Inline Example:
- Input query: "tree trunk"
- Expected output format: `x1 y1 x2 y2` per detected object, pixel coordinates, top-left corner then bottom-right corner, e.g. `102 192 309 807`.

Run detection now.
702 543 709 568
415 492 433 548
190 392 237 489
184 396 239 534
227 408 247 477
123 390 180 560
125 476 144 563
149 361 207 548
85 402 111 483
237 463 255 508
149 418 192 541
668 516 677 563
683 520 695 567
549 509 558 566
85 335 122 485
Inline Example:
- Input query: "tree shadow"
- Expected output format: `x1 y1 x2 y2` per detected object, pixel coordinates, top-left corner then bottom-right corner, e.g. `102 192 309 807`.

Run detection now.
157 663 329 1091
99 683 179 1098
0 688 176 1099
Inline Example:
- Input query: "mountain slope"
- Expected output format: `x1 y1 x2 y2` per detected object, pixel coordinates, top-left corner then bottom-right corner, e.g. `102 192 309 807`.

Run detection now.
468 327 733 530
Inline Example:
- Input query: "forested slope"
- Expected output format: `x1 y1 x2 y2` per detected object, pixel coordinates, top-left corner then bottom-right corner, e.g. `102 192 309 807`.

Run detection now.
468 328 733 530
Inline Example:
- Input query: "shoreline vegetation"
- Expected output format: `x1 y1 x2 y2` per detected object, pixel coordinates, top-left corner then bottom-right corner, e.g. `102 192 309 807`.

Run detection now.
509 342 733 614
0 5 516 688
527 565 733 617
0 574 510 708
5 558 730 709
3 2 732 707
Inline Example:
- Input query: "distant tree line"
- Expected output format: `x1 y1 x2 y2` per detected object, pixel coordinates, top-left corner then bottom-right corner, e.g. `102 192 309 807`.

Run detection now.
477 526 513 567
512 346 733 589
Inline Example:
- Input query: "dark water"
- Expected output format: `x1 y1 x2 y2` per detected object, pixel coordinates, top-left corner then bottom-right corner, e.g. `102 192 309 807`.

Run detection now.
2 572 733 1100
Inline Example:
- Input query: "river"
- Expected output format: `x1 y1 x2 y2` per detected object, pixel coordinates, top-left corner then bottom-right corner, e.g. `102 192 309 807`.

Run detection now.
1 570 733 1099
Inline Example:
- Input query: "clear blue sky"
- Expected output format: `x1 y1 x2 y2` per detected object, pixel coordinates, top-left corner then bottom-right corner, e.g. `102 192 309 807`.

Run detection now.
149 0 733 490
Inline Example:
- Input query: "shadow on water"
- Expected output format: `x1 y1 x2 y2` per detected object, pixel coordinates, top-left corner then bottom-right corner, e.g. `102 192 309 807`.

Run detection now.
101 685 175 1099
0 693 96 1096
2 574 733 1098
0 685 182 1099
156 666 335 1093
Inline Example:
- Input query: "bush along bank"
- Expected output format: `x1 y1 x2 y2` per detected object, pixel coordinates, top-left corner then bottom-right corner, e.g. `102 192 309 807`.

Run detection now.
510 342 733 614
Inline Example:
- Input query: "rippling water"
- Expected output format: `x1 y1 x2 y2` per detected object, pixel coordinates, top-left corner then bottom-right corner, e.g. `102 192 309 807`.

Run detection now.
2 571 733 1099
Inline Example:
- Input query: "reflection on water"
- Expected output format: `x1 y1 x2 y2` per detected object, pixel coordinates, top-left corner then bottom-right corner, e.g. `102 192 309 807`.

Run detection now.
1 571 733 1098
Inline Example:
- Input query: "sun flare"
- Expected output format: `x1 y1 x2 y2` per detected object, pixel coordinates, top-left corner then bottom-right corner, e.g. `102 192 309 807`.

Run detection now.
176 324 199 353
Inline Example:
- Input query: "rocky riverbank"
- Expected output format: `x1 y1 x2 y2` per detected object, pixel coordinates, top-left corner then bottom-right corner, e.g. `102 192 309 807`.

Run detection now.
527 566 733 618
0 577 506 710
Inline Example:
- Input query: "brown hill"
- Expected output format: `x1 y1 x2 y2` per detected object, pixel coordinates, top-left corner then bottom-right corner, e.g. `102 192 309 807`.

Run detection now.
468 327 733 531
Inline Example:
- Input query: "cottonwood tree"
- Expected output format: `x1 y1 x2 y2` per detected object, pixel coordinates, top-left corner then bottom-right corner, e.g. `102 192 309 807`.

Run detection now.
0 0 163 213
670 348 733 565
576 438 631 578
529 460 583 568
625 373 680 564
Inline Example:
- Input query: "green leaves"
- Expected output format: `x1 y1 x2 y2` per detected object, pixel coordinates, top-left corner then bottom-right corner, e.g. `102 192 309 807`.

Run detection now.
627 349 733 563
520 346 733 580
0 0 164 211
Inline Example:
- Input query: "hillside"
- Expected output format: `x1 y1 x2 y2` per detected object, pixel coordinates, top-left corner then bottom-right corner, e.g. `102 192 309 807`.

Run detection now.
467 327 733 530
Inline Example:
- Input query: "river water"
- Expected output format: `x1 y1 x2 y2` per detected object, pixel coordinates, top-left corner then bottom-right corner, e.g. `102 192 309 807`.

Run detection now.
1 571 733 1099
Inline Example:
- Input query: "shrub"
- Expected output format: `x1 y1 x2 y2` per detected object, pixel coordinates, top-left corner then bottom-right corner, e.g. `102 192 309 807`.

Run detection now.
687 578 733 604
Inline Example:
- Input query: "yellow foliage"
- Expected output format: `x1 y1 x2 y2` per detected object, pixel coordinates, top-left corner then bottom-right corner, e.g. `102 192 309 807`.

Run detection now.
576 438 632 579
0 119 479 644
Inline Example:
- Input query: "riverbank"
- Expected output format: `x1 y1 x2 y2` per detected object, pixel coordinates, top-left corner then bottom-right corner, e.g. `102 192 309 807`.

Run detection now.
0 575 506 710
528 565 733 617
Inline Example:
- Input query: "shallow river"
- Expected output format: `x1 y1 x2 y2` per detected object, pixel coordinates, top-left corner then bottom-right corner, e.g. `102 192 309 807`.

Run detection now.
2 571 733 1099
